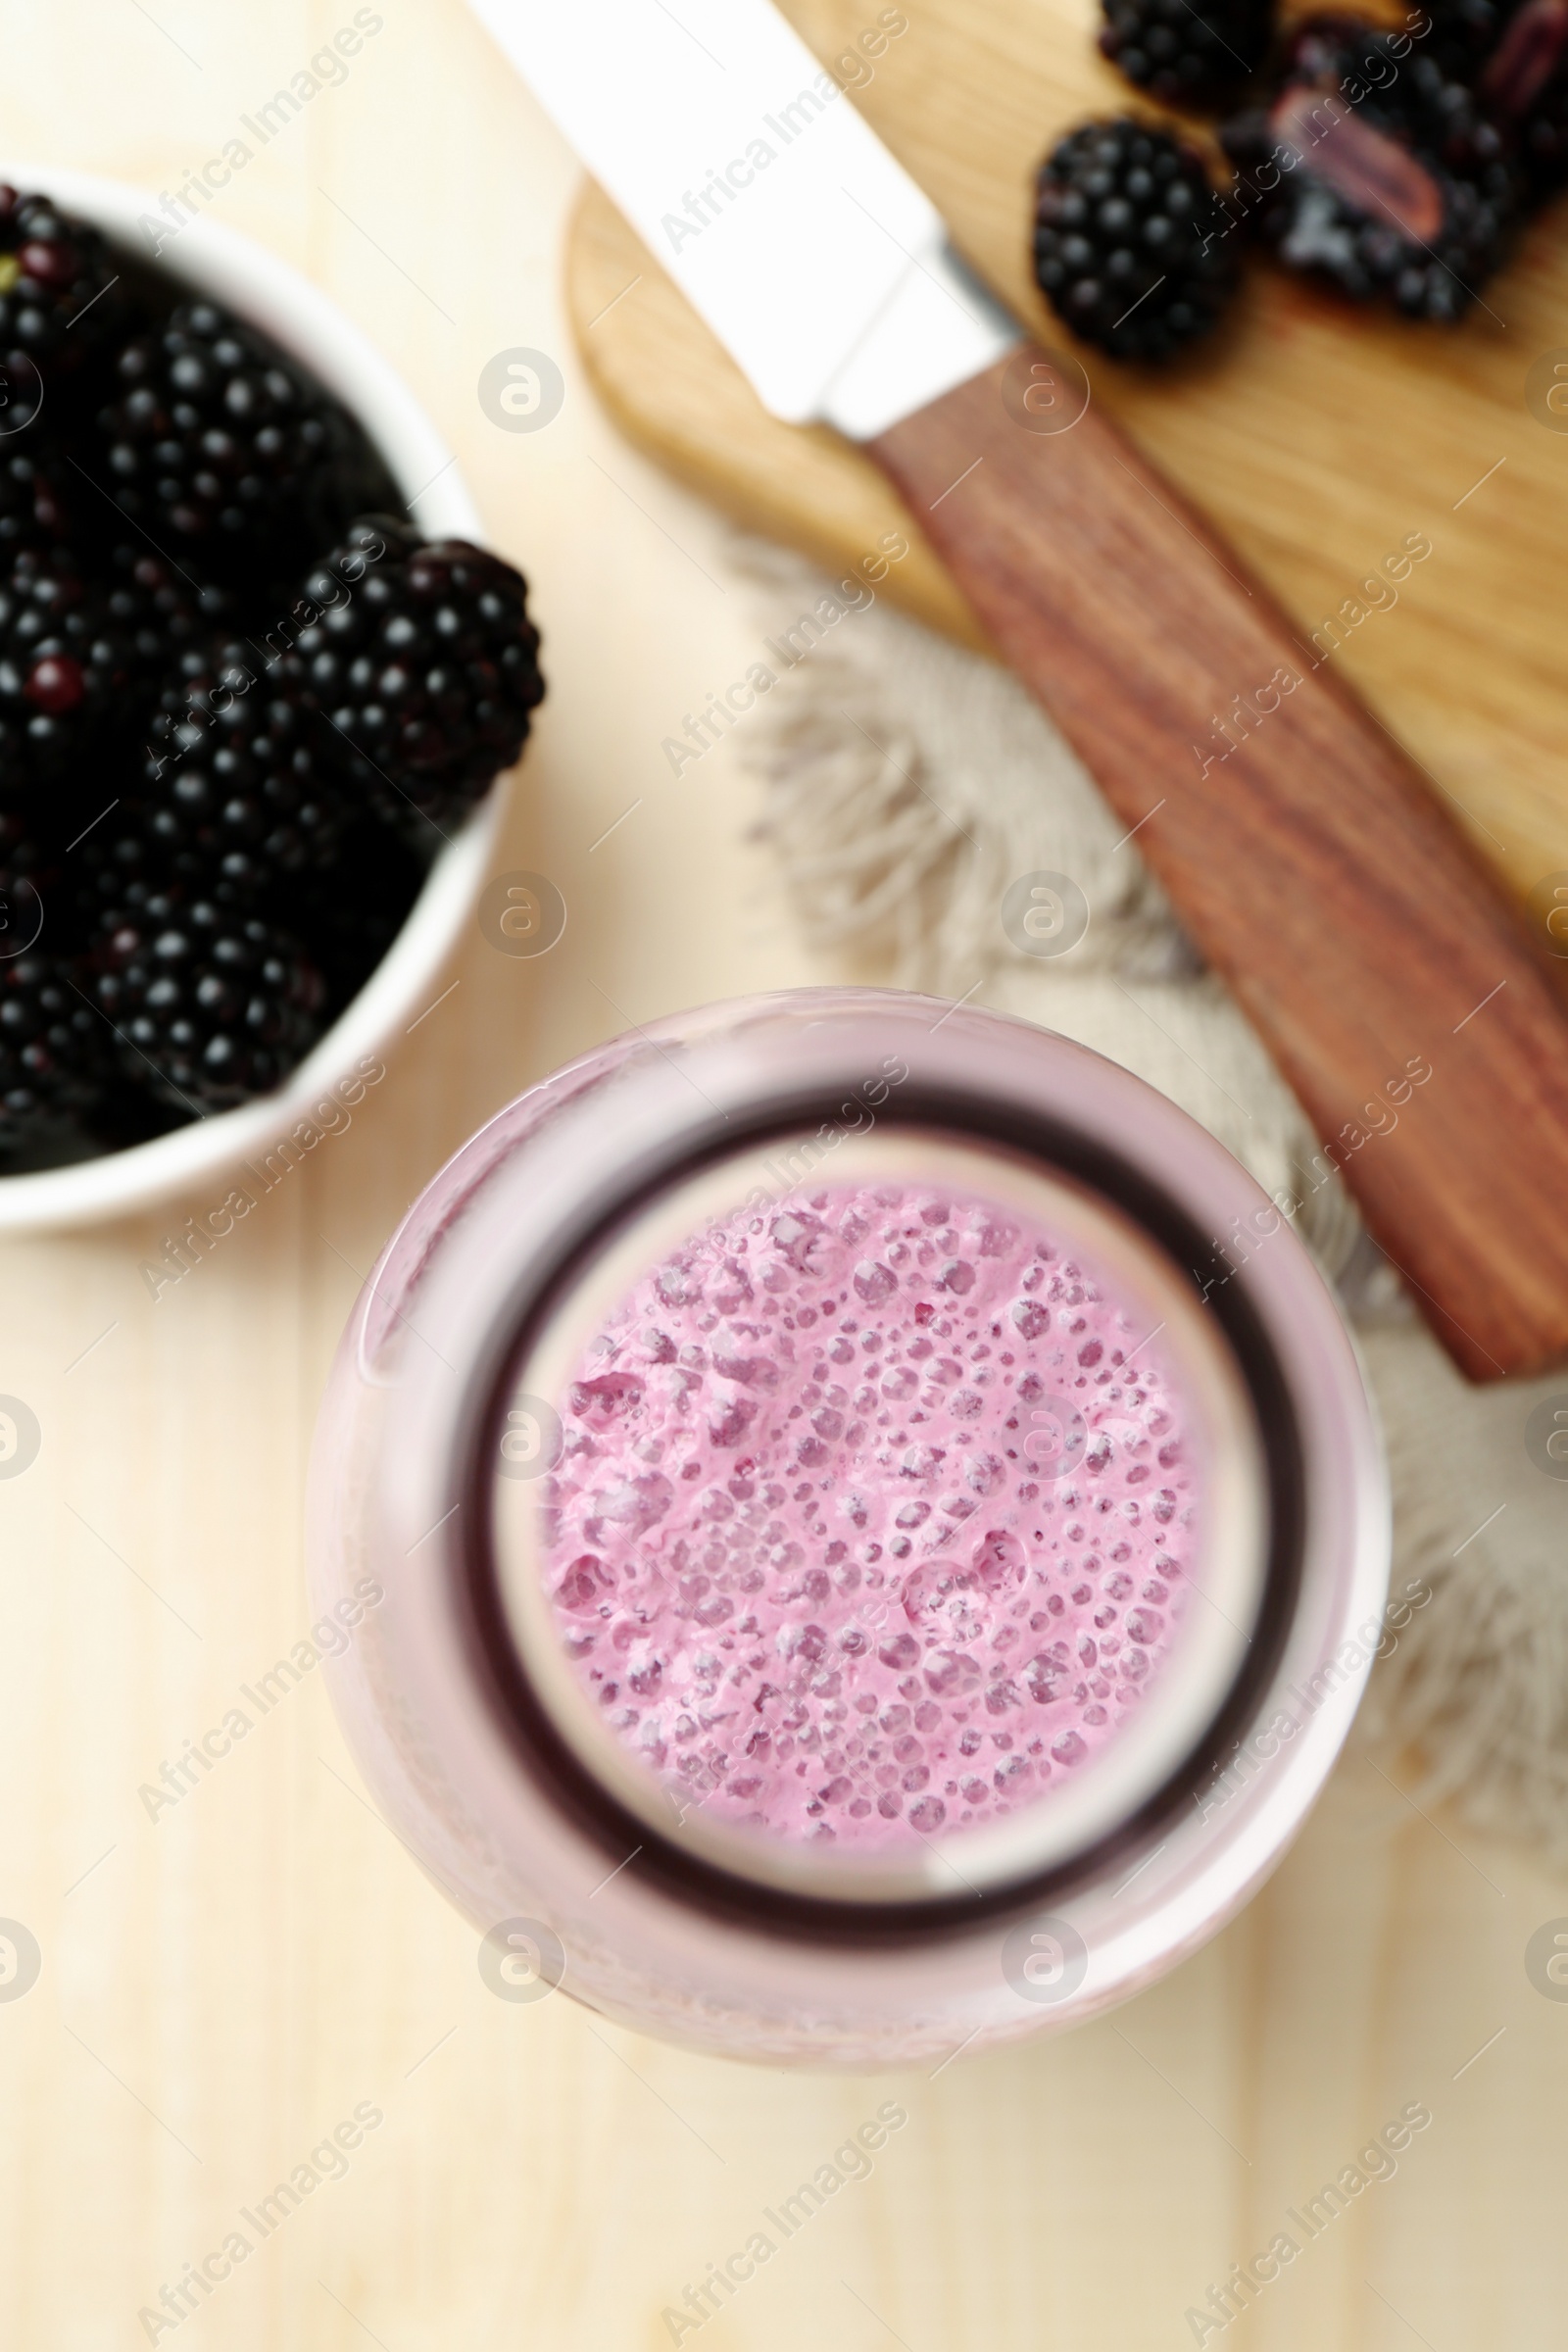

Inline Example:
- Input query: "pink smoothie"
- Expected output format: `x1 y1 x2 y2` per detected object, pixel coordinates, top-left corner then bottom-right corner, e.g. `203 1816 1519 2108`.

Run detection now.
538 1179 1200 1849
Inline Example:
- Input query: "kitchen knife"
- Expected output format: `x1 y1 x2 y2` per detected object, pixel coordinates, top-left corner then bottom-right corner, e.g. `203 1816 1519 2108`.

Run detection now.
470 0 1568 1385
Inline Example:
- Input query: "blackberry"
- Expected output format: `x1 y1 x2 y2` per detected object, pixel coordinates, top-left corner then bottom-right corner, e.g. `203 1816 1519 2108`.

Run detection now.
1427 0 1513 76
1478 0 1568 192
92 890 323 1112
1032 120 1240 361
0 834 46 964
0 448 77 557
94 302 390 584
289 518 545 845
0 542 227 804
0 187 127 397
266 815 425 1018
1099 0 1272 109
1222 23 1521 317
137 638 348 897
108 546 231 686
0 939 106 1163
0 796 59 893
0 543 136 793
1273 18 1508 169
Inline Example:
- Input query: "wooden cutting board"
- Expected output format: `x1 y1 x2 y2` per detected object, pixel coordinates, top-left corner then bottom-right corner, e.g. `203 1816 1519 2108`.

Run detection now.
564 0 1568 900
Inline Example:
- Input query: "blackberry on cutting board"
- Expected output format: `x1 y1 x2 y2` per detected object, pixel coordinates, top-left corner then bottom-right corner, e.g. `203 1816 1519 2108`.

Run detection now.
0 186 127 394
1099 0 1272 110
1478 0 1568 193
93 302 396 586
1221 32 1521 318
1032 120 1240 360
1425 0 1513 77
289 518 545 845
1271 17 1509 172
91 889 324 1113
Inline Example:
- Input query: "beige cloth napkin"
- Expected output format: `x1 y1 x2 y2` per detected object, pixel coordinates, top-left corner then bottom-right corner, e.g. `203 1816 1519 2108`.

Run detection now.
733 539 1568 1854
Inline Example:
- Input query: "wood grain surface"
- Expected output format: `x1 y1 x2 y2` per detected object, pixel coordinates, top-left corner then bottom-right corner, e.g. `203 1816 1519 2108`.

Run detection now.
565 0 1568 905
3 9 1567 2352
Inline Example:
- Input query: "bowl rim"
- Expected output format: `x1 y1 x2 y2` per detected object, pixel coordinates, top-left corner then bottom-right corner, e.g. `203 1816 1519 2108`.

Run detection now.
0 161 498 1235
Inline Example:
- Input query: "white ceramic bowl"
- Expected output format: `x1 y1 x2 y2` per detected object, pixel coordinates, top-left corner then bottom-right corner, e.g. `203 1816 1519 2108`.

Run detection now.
0 165 503 1234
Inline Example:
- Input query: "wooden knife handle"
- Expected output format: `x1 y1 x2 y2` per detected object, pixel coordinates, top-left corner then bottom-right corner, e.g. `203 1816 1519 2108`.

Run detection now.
869 347 1568 1382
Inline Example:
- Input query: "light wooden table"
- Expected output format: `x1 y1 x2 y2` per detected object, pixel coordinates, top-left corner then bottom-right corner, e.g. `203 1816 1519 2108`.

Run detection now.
3 9 1566 2349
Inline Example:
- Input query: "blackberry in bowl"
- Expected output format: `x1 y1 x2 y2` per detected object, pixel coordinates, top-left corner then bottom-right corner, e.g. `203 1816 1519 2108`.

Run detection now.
91 891 325 1116
97 300 394 589
287 519 545 846
0 166 545 1227
0 184 127 429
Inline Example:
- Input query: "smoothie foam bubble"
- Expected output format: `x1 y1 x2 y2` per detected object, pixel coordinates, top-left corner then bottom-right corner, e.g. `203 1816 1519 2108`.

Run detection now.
537 1178 1200 1850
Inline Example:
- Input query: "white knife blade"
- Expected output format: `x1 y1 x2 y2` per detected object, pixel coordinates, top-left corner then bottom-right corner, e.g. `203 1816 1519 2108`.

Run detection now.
466 0 1017 432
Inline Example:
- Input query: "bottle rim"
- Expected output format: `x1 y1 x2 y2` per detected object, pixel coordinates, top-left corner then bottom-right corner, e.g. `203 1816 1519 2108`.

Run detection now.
491 1124 1270 1904
422 1022 1310 1946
